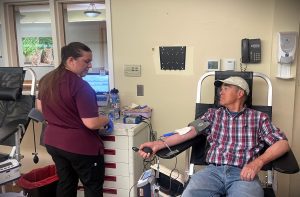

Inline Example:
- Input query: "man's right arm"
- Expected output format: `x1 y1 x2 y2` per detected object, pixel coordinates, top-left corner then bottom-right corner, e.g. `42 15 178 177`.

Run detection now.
138 126 198 159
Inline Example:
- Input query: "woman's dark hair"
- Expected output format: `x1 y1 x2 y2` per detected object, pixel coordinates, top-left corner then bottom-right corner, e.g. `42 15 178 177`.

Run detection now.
38 42 91 102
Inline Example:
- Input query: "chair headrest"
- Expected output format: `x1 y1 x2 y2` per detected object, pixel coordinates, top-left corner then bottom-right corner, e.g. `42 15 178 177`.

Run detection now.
0 67 24 101
0 87 21 101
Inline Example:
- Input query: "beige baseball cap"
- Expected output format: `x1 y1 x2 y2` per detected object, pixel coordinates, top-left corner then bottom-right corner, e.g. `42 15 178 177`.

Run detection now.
214 76 250 95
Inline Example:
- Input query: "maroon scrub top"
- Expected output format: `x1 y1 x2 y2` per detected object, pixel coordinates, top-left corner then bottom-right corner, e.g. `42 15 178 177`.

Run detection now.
40 70 103 155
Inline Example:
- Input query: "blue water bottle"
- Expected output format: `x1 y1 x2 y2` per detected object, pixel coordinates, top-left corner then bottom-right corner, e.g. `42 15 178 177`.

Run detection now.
110 88 120 120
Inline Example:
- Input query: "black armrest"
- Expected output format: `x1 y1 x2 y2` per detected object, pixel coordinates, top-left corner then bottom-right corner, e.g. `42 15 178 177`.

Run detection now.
272 149 299 174
156 136 202 159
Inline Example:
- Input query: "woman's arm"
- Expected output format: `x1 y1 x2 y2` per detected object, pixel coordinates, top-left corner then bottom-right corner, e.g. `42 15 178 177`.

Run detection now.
36 99 43 112
82 116 109 130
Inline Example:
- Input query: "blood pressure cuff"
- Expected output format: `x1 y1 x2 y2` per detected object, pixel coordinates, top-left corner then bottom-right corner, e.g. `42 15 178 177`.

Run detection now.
188 119 210 135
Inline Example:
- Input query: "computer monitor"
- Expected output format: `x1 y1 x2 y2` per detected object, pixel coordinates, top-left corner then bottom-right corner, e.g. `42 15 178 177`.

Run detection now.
83 73 110 106
83 73 109 94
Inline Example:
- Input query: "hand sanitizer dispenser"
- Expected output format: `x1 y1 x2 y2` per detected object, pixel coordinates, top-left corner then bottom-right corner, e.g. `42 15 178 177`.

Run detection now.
278 32 297 64
277 32 298 79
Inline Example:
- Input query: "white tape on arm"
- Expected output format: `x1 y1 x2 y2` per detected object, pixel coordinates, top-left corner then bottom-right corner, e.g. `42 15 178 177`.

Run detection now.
175 127 192 135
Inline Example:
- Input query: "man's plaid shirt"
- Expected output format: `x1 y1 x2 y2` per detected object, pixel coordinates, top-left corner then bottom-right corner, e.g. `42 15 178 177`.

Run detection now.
201 107 287 168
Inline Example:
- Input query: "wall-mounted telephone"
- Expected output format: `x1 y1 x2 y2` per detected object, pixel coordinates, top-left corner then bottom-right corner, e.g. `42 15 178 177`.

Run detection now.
241 38 261 63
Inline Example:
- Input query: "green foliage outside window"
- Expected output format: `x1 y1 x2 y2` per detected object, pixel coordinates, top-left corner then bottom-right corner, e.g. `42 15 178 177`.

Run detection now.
22 37 39 57
22 37 53 57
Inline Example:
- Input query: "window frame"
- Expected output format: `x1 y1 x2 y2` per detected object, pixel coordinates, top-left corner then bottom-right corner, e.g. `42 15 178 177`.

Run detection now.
0 0 114 88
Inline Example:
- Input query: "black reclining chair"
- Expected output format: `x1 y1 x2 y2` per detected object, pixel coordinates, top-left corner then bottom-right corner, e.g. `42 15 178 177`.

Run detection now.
156 71 299 197
0 67 36 187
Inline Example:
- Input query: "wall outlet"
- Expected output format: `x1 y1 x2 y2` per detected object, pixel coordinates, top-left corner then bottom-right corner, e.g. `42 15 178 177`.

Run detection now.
137 85 144 96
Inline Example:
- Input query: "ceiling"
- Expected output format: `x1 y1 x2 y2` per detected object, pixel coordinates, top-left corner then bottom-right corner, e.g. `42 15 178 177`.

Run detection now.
16 3 106 23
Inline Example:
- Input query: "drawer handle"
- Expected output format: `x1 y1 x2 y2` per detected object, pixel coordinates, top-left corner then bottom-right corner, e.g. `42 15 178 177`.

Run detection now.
104 175 116 182
101 136 116 142
104 149 116 155
105 162 116 169
103 188 117 194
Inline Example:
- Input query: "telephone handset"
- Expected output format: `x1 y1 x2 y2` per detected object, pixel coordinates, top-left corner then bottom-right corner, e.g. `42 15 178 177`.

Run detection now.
241 38 261 63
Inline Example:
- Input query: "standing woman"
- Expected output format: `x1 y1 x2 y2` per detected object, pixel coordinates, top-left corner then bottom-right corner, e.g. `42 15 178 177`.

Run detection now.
37 42 110 197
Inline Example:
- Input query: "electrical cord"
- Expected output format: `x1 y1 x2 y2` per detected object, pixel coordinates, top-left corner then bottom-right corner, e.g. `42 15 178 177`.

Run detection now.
128 182 138 197
157 136 184 196
168 158 183 196
239 59 247 72
132 131 182 196
140 116 156 141
143 156 157 171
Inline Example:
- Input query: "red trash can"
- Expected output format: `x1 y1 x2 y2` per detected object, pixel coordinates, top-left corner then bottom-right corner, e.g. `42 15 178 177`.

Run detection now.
17 165 59 197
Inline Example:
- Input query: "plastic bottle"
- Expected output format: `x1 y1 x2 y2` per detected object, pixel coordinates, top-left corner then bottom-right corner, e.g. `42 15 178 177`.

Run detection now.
110 88 120 120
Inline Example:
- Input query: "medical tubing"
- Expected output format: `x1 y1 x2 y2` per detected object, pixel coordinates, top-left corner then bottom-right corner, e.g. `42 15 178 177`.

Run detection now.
141 119 156 141
158 137 173 153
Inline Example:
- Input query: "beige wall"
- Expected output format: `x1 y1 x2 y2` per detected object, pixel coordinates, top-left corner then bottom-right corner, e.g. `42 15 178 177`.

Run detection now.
270 1 300 196
110 0 300 196
1 0 299 196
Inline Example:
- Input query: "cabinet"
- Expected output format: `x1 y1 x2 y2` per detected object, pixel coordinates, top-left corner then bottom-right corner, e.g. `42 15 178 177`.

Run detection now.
101 121 150 197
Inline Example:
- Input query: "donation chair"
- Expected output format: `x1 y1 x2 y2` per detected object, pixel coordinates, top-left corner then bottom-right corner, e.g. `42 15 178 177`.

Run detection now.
0 67 36 188
156 71 299 197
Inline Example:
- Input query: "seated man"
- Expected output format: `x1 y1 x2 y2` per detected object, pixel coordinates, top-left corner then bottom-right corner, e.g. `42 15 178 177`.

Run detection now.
138 76 289 197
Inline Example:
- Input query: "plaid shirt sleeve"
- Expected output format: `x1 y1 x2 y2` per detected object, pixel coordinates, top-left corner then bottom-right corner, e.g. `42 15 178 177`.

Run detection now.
259 113 287 145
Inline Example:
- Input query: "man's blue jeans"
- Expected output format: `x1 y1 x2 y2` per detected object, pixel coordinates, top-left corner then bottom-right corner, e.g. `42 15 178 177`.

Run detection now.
182 164 264 197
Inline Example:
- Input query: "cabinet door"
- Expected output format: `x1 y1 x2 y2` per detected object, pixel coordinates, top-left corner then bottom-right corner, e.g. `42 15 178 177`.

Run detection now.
104 148 128 163
102 135 129 149
103 188 129 197
105 162 129 176
104 175 129 189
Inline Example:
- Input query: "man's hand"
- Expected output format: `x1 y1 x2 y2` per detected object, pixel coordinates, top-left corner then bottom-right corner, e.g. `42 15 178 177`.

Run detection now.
240 158 264 181
138 141 164 159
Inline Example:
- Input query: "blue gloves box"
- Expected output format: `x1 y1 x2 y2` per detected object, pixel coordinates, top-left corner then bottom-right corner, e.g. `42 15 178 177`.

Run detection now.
123 116 142 124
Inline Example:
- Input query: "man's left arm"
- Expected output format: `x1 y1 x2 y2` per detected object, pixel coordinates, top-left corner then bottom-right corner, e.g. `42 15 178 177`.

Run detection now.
241 140 290 181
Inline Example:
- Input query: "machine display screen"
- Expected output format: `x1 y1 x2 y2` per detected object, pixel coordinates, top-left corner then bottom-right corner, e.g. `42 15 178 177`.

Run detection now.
83 74 109 94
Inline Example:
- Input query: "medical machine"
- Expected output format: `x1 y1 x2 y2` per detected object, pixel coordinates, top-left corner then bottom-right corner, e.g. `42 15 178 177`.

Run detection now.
137 169 155 197
0 159 21 185
83 73 110 106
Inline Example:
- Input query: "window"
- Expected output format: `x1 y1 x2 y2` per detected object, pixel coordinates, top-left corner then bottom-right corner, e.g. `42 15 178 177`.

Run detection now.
15 4 54 79
0 0 114 88
63 3 108 73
